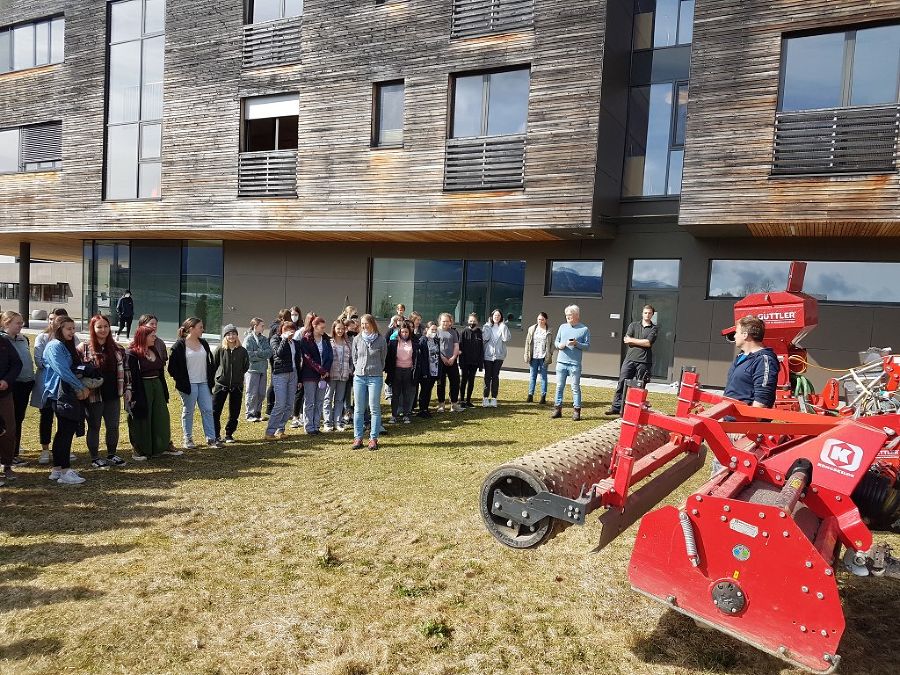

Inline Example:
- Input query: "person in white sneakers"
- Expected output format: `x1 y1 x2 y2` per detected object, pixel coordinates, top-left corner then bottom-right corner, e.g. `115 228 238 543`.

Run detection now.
41 316 90 485
482 309 511 407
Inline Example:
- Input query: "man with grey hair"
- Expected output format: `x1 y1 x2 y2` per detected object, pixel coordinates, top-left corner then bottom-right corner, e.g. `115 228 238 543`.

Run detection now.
551 305 591 421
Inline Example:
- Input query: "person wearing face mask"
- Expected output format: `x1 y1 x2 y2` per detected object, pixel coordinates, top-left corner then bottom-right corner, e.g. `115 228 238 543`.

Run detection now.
458 313 484 409
482 309 511 407
414 322 442 418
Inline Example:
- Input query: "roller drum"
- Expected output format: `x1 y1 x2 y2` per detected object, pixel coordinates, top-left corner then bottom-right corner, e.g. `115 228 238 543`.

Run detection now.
480 419 670 548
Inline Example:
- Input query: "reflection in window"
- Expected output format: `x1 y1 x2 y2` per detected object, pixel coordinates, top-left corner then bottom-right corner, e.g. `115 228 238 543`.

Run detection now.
105 0 165 200
243 94 299 151
709 260 900 304
633 0 694 50
0 129 20 173
0 17 64 74
623 82 687 196
631 259 680 289
0 123 62 173
250 0 303 24
452 68 530 138
547 260 604 297
373 81 404 147
181 240 224 337
780 25 900 111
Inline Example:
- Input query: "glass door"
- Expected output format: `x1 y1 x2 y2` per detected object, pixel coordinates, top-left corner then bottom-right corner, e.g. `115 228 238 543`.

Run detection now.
624 259 680 381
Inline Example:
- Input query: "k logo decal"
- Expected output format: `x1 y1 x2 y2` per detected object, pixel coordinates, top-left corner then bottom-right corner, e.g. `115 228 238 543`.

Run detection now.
819 439 863 473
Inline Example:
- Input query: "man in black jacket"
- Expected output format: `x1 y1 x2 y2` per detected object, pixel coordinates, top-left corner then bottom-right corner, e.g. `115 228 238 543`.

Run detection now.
606 304 658 416
115 291 134 338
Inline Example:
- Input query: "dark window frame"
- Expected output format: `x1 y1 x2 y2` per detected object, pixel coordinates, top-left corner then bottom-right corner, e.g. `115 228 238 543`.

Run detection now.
372 79 405 149
0 121 63 174
240 94 300 152
245 0 303 25
632 0 695 52
544 259 605 298
448 64 531 140
0 14 65 75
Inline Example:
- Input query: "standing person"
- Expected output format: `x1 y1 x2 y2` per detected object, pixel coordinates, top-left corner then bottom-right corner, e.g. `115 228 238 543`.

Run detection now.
212 324 250 444
342 315 359 425
436 313 462 413
723 316 779 408
458 313 483 408
115 290 134 338
481 309 511 407
266 309 293 416
77 314 129 468
607 305 659 416
168 318 218 449
415 322 442 418
395 303 406 321
125 325 174 460
265 321 299 440
551 305 591 421
30 311 78 465
385 321 416 424
1 311 35 465
0 332 22 484
243 318 272 422
409 311 424 338
40 317 89 484
350 314 387 450
524 312 554 404
324 319 351 432
137 314 168 363
300 316 332 435
290 311 315 429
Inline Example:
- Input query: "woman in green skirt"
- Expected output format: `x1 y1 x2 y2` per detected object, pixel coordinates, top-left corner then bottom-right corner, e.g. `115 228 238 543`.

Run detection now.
125 325 176 460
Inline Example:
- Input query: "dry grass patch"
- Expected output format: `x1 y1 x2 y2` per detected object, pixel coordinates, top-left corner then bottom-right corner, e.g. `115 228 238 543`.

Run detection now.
0 375 898 674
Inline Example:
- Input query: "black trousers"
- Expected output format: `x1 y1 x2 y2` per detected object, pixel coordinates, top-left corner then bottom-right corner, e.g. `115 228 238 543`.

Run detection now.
213 386 243 438
418 378 436 413
39 404 55 446
52 413 79 469
483 359 503 398
611 360 651 411
117 317 133 338
460 365 478 403
11 380 33 453
390 368 415 418
293 382 304 417
437 363 460 403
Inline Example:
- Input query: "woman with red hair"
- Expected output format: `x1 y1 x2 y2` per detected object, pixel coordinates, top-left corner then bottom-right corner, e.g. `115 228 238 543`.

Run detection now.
125 324 174 460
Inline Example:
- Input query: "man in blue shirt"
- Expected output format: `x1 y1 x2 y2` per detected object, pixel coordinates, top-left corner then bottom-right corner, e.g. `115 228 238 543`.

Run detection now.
724 315 779 409
551 305 591 421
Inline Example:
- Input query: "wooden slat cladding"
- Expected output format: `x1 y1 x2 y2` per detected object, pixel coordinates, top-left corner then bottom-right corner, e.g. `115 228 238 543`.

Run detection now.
243 16 303 69
0 0 606 243
773 106 900 175
238 150 297 197
443 135 525 190
451 0 534 39
679 0 900 237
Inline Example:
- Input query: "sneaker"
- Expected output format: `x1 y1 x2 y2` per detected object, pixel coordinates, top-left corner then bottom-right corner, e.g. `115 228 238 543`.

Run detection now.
452 403 463 412
604 408 620 416
437 404 446 413
12 456 28 466
163 449 185 456
57 469 86 485
323 424 334 433
265 433 279 441
4 466 17 481
183 438 196 450
106 455 127 466
490 398 498 408
387 416 397 424
48 468 63 481
91 458 110 469
207 438 224 449
70 453 77 462
274 430 285 439
245 416 258 423
352 438 364 450
224 436 236 444
336 423 346 432
132 453 148 462
290 418 302 429
367 438 379 451
482 398 489 407
403 416 411 424
38 449 51 465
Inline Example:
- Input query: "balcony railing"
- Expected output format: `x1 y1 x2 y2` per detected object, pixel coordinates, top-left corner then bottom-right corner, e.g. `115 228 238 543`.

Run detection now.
242 16 302 69
451 0 534 39
772 104 900 175
444 135 526 191
238 150 297 198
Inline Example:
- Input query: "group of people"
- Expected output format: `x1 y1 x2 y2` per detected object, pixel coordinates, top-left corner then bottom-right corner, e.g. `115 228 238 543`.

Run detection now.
0 299 597 486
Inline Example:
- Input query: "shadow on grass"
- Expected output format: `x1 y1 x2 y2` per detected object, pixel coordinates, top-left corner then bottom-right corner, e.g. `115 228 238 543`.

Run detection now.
0 637 64 660
0 543 135 582
0 584 103 614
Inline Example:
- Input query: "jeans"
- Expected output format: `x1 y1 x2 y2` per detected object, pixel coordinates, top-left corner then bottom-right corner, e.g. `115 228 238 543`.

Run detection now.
302 380 326 432
529 358 548 396
179 383 216 442
353 375 383 440
213 386 243 439
437 362 460 403
266 371 297 435
611 360 651 412
390 368 415 418
323 379 348 426
244 371 267 419
85 398 121 459
554 361 582 408
483 359 503 399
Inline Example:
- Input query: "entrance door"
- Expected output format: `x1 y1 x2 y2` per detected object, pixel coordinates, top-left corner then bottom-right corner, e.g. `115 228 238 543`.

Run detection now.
624 260 680 381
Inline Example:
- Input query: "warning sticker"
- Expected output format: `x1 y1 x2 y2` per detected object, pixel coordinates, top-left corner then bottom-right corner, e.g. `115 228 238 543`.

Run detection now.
729 518 759 538
732 544 751 562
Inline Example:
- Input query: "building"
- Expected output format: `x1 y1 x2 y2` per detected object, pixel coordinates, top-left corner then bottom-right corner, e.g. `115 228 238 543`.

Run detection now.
1 0 899 385
0 258 81 319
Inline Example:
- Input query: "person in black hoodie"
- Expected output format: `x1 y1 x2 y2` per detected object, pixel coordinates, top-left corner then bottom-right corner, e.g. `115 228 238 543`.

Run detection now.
414 322 443 418
458 312 484 408
115 290 134 338
167 317 218 449
0 334 23 484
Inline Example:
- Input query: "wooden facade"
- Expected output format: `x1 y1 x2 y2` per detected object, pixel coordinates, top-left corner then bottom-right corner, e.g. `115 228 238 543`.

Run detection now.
0 0 609 246
680 0 900 237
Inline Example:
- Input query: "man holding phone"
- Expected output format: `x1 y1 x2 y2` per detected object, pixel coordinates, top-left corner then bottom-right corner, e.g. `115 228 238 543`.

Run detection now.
551 305 591 421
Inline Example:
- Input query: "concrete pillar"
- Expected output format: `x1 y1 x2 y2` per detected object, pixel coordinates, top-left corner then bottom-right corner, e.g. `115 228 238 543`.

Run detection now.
18 241 30 327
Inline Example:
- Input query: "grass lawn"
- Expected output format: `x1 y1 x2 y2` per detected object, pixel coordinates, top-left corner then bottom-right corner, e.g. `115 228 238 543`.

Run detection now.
1 375 898 674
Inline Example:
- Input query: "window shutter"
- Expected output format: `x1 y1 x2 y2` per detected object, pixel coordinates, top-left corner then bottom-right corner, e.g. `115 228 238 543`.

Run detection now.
20 122 62 165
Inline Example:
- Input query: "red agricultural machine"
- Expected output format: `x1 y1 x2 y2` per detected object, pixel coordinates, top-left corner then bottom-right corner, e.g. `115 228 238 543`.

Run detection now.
480 263 900 673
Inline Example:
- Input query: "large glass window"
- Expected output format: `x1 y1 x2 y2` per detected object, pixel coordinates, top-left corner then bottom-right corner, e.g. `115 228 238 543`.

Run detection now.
250 0 303 24
452 68 530 138
546 260 604 297
129 240 182 338
105 0 165 200
780 25 900 111
181 240 223 338
631 259 680 289
633 0 694 50
373 81 404 147
709 260 900 304
0 16 64 74
371 259 526 327
0 123 62 173
243 94 299 151
0 129 19 173
623 82 687 196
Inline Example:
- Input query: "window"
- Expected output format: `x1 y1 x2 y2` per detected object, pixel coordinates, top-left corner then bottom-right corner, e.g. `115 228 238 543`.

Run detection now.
181 240 224 337
0 122 62 173
0 16 64 74
709 260 900 304
780 25 900 111
623 81 687 196
242 94 299 151
452 68 530 138
105 0 165 200
633 0 694 50
249 0 303 24
546 260 604 297
371 259 526 327
373 81 404 147
631 259 680 289
0 282 71 302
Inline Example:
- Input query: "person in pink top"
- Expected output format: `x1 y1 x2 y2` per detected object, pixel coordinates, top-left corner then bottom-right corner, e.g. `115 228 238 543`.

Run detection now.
384 321 417 424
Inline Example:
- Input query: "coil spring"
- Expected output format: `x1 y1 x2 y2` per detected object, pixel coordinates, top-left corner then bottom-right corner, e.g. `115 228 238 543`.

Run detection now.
679 510 699 566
